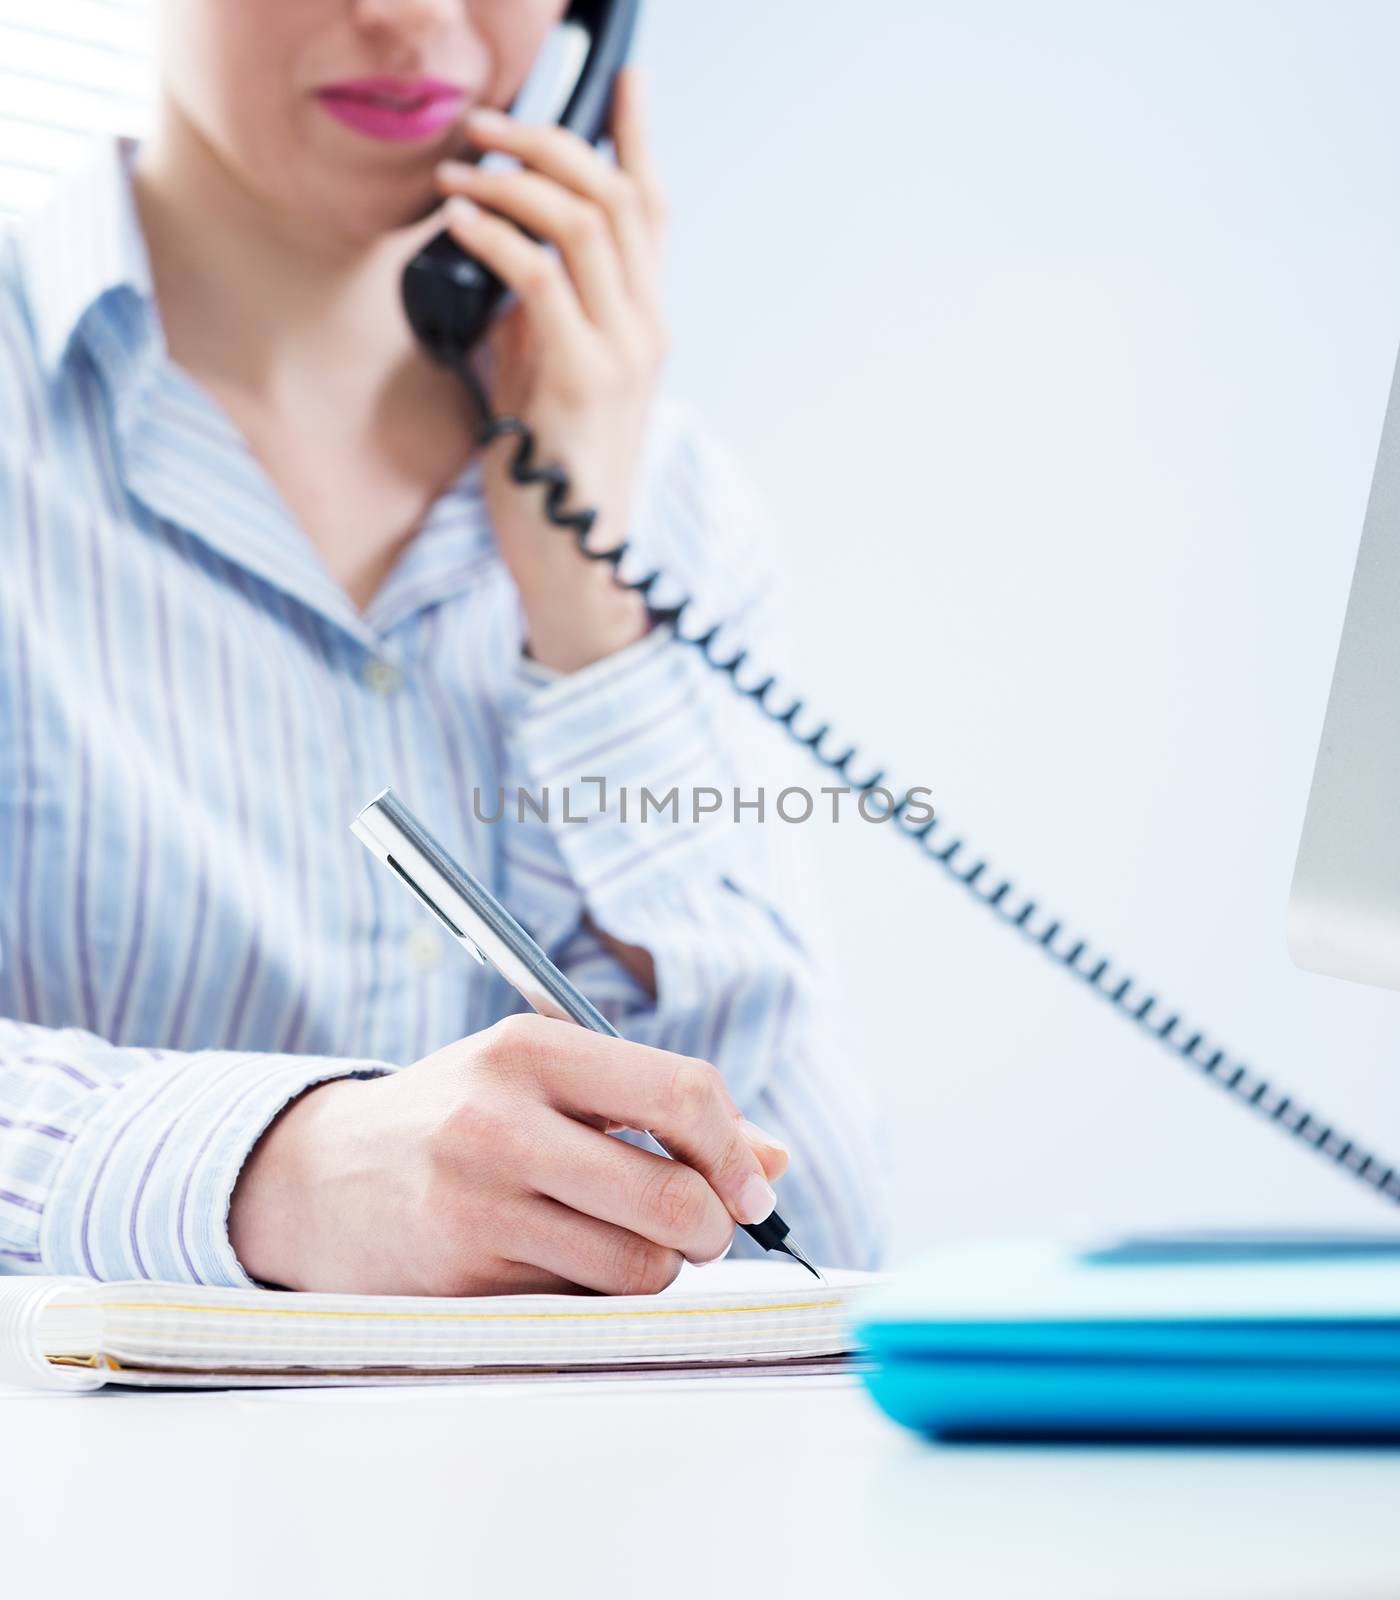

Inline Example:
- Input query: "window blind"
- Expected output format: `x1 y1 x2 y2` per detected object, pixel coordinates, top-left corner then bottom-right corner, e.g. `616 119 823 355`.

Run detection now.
0 0 155 220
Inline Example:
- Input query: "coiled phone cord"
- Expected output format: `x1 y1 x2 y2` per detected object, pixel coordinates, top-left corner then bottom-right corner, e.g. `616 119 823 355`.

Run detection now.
451 355 1400 1210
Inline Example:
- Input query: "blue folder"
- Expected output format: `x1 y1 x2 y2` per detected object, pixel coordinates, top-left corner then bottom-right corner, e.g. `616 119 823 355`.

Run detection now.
853 1234 1400 1440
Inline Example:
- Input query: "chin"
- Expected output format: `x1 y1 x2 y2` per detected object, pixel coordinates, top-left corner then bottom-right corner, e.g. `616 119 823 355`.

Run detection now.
397 187 449 231
296 174 446 244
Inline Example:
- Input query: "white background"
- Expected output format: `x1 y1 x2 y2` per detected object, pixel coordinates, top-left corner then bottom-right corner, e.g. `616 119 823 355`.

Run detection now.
643 0 1400 1258
7 1 1400 1264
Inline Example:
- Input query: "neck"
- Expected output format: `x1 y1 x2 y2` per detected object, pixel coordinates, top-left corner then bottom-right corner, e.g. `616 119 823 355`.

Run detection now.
130 97 446 409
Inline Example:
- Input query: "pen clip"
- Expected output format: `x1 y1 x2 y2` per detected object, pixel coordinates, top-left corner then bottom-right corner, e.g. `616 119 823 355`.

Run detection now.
350 807 487 965
388 857 487 966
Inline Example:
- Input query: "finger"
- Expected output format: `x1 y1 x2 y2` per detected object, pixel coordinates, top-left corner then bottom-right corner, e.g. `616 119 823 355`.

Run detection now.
604 67 666 299
609 67 668 234
539 1036 778 1229
443 197 588 355
437 160 629 332
484 1259 592 1296
464 105 620 206
516 1194 683 1296
463 104 661 308
530 1114 734 1264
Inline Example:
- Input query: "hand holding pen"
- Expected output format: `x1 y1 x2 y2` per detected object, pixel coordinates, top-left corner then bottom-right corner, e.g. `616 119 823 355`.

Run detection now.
227 803 808 1296
352 789 824 1281
230 1010 791 1297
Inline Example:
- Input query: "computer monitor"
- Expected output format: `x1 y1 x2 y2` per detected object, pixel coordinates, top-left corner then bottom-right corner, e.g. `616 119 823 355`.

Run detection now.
1289 345 1400 990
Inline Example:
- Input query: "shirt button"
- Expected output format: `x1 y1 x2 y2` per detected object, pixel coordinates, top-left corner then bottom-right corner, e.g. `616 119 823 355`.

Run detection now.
363 658 402 695
407 927 443 971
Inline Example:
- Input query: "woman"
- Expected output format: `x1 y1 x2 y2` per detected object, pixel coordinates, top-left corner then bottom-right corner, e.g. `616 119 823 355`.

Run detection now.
0 0 884 1293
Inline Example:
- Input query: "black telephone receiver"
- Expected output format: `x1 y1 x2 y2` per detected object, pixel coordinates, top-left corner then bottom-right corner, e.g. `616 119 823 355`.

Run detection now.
402 0 642 368
401 2 1400 1212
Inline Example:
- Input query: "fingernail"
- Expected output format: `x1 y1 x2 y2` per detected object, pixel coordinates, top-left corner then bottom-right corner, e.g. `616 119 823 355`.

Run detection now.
738 1118 788 1155
467 106 508 130
736 1174 777 1226
445 196 478 223
436 158 472 180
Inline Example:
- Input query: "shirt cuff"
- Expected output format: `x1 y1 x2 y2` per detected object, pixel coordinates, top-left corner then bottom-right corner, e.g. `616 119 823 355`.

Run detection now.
42 1049 391 1286
498 625 732 941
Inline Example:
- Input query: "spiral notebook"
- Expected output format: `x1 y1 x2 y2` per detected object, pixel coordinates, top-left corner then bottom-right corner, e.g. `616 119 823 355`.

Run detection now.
0 1262 871 1391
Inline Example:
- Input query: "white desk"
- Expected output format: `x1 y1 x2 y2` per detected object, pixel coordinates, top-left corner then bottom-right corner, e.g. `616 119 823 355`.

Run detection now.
4 1374 1400 1598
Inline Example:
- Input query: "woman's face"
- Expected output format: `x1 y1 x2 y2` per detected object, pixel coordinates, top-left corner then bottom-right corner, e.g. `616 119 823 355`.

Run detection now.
156 0 569 239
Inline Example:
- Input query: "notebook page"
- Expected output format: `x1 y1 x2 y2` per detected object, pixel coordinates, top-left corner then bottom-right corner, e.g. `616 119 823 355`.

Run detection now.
41 1262 876 1384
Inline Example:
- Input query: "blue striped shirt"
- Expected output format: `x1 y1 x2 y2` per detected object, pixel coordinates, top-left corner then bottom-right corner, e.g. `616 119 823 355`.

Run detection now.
0 137 885 1287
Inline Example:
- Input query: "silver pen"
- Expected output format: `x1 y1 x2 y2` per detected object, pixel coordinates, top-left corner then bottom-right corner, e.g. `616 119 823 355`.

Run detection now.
351 787 823 1281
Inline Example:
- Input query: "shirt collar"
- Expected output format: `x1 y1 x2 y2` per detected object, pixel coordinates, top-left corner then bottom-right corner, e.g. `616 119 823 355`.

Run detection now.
11 134 502 645
12 134 157 376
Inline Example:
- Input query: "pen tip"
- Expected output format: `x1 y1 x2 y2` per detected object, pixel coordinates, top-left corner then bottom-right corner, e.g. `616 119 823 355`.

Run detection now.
781 1237 825 1282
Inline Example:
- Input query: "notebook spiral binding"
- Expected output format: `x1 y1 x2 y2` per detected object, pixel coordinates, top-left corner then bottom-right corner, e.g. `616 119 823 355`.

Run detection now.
451 357 1400 1209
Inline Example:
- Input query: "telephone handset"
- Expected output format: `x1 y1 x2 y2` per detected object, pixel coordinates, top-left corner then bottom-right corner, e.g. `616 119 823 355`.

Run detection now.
402 0 642 368
402 3 1400 1210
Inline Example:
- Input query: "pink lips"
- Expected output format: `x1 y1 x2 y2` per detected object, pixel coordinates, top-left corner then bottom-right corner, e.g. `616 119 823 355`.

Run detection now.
316 75 466 143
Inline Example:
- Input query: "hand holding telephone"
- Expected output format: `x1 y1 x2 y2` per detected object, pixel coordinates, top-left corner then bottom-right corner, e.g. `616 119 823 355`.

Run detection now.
400 1 1400 1211
403 0 641 368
